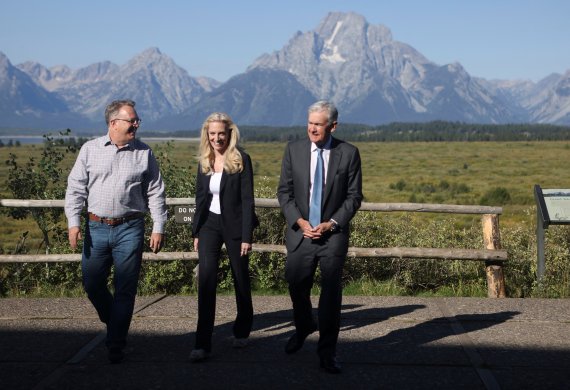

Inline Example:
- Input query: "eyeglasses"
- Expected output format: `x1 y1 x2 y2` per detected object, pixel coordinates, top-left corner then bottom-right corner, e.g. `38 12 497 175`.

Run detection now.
114 117 142 125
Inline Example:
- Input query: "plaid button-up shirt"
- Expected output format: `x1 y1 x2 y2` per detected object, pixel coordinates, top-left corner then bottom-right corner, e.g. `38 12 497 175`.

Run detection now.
64 134 167 233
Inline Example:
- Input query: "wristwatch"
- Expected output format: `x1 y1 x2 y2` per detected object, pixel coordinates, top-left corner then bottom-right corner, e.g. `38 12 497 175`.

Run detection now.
329 219 339 232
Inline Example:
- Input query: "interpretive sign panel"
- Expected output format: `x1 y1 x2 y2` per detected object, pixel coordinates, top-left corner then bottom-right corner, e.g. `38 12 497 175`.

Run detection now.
534 185 570 227
534 185 570 281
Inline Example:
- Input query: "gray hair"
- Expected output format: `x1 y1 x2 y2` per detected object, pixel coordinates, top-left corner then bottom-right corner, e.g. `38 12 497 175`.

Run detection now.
308 100 338 126
105 99 136 124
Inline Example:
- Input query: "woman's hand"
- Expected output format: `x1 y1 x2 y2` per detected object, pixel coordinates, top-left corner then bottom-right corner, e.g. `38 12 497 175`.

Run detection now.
241 242 252 257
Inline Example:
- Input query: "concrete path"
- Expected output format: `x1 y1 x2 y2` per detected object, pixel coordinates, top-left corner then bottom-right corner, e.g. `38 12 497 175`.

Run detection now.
1 295 569 389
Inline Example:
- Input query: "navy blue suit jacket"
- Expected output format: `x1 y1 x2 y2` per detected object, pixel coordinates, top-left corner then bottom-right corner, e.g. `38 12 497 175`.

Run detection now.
277 136 363 253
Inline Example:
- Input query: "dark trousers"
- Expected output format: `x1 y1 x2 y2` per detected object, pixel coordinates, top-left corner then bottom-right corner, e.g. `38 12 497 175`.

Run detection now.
285 235 346 358
195 212 253 352
81 217 145 349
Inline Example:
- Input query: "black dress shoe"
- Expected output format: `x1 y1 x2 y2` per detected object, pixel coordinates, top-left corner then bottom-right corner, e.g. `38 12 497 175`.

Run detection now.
285 325 317 354
320 355 342 374
108 347 124 364
285 333 306 354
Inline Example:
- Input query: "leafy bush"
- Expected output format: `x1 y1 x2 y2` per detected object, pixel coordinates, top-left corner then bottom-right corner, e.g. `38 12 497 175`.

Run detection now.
389 179 407 191
480 187 511 205
390 179 471 204
344 212 487 295
5 131 76 253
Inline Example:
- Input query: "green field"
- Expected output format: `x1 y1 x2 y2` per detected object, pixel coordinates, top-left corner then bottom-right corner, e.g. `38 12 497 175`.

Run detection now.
245 140 569 229
2 139 570 297
145 139 569 205
245 140 567 203
2 140 569 247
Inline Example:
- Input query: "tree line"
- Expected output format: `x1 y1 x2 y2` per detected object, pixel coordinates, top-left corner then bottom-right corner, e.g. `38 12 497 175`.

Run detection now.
141 121 570 142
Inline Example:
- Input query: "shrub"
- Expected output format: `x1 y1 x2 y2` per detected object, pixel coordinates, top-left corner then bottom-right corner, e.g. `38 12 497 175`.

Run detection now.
389 179 407 191
5 131 75 253
480 187 511 205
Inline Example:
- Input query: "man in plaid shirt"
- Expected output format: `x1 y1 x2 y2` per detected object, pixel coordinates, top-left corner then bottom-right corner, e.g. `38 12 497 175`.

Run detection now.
65 99 167 364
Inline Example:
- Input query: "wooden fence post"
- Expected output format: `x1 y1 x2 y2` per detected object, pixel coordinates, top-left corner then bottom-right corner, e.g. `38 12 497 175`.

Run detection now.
482 214 506 298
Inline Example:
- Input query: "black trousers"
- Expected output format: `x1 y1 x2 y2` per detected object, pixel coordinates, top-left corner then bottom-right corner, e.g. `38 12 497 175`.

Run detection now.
285 234 346 358
195 212 253 352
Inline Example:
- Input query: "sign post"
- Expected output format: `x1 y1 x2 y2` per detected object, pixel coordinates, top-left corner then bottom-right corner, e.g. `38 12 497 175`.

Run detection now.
533 185 570 281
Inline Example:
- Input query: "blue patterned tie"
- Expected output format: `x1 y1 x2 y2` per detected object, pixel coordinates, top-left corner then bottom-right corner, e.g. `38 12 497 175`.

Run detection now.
309 148 323 227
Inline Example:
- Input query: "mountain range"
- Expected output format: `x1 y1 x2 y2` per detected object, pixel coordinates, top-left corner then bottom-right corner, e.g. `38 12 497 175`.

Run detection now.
1 12 569 132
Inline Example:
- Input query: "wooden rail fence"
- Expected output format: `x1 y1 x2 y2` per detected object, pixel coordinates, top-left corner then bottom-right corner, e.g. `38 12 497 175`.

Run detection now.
0 198 507 297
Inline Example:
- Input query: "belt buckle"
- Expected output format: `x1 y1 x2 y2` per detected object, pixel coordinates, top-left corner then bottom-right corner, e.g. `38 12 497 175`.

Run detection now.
109 216 128 226
99 214 138 226
103 217 117 226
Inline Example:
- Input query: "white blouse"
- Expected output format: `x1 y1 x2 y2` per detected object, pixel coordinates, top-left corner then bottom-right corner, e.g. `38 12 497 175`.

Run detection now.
208 172 223 214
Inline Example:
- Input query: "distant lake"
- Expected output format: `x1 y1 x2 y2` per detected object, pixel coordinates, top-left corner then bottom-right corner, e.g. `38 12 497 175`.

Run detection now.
0 136 199 145
0 136 49 144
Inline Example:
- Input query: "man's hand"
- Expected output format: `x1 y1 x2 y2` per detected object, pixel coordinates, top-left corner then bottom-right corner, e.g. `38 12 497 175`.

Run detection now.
297 218 337 240
68 226 82 250
193 237 199 252
149 233 164 254
297 218 322 239
320 221 337 234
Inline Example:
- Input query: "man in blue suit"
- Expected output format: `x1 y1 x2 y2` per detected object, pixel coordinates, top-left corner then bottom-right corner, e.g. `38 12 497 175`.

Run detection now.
277 100 363 374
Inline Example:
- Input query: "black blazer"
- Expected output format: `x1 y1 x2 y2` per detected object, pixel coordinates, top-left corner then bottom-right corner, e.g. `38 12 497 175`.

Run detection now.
192 150 257 243
277 136 363 252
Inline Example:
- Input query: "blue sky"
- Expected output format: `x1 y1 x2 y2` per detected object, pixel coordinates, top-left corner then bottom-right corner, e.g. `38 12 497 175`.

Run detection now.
1 0 568 82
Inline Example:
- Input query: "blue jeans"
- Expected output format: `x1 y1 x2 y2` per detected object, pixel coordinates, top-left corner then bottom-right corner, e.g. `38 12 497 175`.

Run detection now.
82 217 145 349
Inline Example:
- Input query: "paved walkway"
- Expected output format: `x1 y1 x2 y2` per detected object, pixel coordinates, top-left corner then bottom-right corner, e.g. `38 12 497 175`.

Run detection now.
1 295 570 389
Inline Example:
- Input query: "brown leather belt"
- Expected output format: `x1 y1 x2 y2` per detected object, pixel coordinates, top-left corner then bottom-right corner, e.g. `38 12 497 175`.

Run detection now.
88 212 143 226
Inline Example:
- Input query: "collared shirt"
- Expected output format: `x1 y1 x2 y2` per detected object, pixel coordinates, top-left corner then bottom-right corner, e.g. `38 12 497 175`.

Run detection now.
309 136 332 203
64 134 167 233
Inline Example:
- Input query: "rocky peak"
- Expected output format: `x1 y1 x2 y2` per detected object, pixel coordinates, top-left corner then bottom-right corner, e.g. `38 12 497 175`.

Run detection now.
554 70 570 96
73 61 118 83
0 51 12 70
316 12 393 51
127 47 167 68
249 12 430 107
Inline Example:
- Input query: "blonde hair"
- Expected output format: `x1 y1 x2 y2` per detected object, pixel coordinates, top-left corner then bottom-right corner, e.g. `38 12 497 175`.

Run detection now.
198 112 243 175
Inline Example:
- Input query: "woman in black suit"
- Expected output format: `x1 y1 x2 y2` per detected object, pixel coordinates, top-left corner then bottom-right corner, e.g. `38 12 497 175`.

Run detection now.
190 112 257 362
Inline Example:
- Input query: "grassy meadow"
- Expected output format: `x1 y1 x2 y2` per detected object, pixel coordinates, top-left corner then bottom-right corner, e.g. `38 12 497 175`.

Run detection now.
161 139 568 226
1 139 569 249
2 138 570 298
